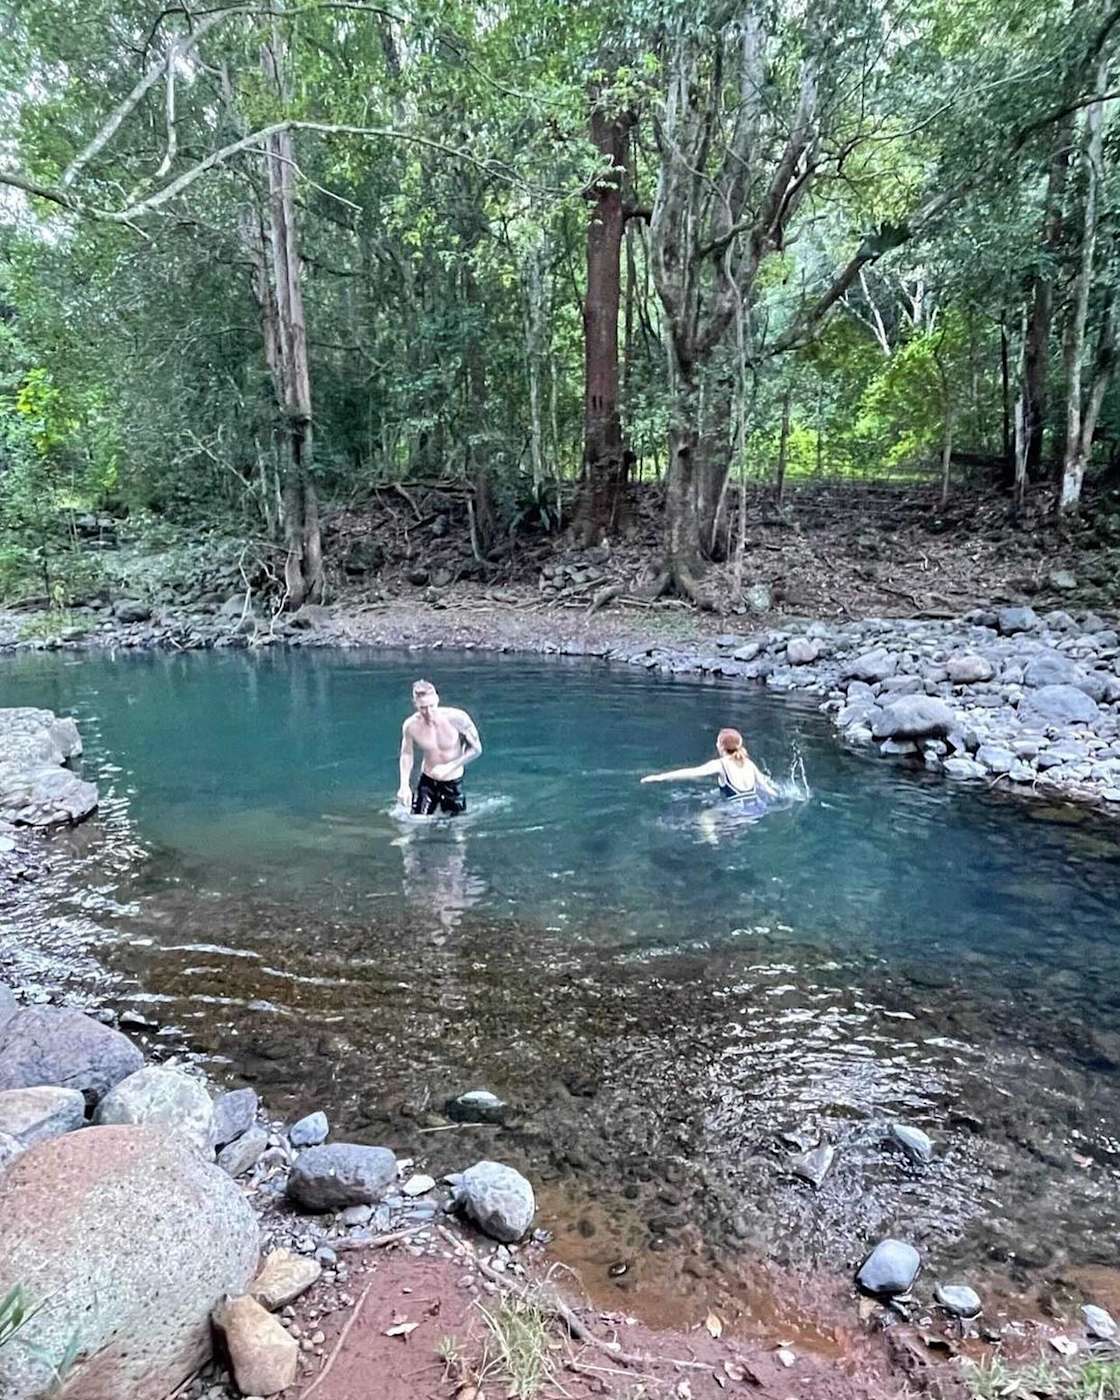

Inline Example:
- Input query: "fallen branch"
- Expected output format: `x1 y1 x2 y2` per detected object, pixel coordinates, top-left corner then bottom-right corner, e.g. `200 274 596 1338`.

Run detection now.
332 1224 430 1253
299 1274 376 1399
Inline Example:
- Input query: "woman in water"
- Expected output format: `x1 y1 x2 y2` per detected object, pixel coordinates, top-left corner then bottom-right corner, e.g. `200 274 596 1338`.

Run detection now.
640 727 778 800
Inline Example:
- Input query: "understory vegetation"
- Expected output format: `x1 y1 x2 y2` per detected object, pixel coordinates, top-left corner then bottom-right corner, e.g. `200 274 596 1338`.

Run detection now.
0 0 1118 610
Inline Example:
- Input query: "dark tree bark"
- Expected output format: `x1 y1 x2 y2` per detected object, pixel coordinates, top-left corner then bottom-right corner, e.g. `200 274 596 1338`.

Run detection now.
1021 117 1074 477
575 95 633 546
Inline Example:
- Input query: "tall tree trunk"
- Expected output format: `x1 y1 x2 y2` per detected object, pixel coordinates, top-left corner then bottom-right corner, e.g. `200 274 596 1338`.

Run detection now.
1022 117 1074 478
1060 76 1108 515
575 98 632 546
261 26 323 608
775 389 792 508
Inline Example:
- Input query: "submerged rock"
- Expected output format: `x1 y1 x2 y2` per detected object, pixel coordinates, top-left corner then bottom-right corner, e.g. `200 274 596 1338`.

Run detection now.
935 1283 982 1318
889 1123 934 1165
448 1089 508 1124
791 1141 835 1188
857 1239 921 1296
453 1160 535 1243
287 1143 397 1210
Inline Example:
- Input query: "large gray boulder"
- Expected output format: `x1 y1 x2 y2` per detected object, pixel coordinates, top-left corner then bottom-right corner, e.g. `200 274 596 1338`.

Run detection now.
286 1143 397 1210
95 1067 216 1157
0 1087 86 1149
0 709 95 828
871 696 955 741
0 1005 143 1106
1023 652 1111 703
946 653 993 685
451 1160 536 1243
0 1126 259 1400
1018 684 1100 727
0 767 99 827
997 606 1039 635
857 1239 921 1296
0 708 81 760
844 648 897 683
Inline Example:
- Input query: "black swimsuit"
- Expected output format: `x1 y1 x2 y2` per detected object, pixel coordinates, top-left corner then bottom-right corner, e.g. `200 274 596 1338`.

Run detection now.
718 757 759 801
413 771 466 816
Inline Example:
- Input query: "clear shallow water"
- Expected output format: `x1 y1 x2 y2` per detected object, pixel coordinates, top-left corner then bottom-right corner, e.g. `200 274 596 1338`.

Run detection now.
4 648 1120 1315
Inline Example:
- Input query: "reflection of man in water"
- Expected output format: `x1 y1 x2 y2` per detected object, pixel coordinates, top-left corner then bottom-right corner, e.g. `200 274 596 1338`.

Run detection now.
397 826 486 931
397 679 482 816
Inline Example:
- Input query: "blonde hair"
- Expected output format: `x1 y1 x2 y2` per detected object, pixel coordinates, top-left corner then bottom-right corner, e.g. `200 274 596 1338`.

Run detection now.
412 679 437 700
717 727 748 764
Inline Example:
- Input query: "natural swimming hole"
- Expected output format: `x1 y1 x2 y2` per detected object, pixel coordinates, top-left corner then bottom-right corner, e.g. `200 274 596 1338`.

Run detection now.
4 647 1120 1317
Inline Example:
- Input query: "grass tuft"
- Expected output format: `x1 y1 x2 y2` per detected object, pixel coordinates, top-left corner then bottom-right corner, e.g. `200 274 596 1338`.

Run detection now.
963 1353 1120 1400
474 1290 556 1400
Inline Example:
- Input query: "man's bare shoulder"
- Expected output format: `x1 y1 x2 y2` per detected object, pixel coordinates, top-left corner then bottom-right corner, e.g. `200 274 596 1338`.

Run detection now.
442 706 477 728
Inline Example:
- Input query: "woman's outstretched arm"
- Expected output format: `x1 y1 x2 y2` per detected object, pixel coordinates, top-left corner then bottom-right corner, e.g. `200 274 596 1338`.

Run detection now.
640 759 722 784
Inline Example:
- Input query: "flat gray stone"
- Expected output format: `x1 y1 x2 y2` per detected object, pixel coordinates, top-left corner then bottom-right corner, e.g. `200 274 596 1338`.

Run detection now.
946 654 994 684
1019 685 1100 727
872 696 955 741
287 1143 397 1210
845 648 897 684
976 744 1014 774
0 1087 86 1149
935 1284 982 1318
889 1123 933 1165
212 1088 259 1147
997 606 1039 635
1083 1305 1117 1340
218 1125 269 1178
791 1142 835 1188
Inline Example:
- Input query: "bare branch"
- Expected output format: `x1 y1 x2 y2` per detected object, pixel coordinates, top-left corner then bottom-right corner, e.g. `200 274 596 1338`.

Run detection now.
61 7 234 187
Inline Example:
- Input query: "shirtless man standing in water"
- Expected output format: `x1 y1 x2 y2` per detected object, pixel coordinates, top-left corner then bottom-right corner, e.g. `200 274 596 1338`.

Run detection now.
397 679 483 816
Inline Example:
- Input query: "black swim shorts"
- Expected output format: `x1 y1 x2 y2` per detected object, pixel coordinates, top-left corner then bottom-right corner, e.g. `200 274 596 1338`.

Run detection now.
412 771 466 816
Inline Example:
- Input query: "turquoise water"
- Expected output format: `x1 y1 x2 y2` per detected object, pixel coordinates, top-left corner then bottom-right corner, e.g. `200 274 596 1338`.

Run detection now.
4 648 1120 1302
5 648 1117 973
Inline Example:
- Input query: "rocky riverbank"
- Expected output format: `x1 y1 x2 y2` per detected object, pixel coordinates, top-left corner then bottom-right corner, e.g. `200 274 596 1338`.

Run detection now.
0 972 554 1399
5 976 1119 1400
